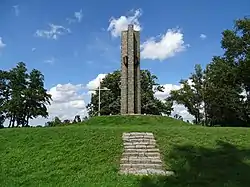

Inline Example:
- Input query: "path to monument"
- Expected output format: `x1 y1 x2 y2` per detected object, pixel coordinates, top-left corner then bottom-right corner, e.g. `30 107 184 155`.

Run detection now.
119 132 174 176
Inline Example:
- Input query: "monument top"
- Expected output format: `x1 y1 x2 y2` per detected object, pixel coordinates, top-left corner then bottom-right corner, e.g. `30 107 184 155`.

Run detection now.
128 24 134 29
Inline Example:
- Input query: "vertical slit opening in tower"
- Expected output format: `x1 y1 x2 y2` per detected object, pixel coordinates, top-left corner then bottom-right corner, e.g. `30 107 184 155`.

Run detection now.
125 56 128 113
134 34 138 114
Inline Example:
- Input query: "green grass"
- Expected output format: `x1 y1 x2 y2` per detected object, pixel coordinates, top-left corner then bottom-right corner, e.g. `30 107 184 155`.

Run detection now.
1 115 250 187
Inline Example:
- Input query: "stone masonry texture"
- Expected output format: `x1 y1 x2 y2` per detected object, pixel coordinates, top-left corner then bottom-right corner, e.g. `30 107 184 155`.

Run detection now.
120 24 141 115
119 132 175 176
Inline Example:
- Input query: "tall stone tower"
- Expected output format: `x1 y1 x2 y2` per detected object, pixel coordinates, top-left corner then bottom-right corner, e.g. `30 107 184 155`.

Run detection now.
120 24 141 115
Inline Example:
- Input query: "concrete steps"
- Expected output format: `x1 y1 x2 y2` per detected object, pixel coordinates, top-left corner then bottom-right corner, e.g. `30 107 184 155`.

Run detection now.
119 132 174 176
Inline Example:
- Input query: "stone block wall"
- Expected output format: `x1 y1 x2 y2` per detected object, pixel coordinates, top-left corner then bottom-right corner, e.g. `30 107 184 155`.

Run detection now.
120 25 141 115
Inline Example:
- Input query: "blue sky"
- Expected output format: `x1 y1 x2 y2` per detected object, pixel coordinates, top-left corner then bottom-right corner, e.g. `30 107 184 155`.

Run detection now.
0 0 249 124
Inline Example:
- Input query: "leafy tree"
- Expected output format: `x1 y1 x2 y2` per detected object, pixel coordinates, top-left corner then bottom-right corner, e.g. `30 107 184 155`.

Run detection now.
63 119 71 124
169 17 250 127
220 17 250 124
73 115 81 123
174 114 183 121
87 70 173 116
204 56 245 126
0 70 10 126
45 116 62 127
7 62 29 127
0 62 52 127
23 69 52 127
169 64 204 124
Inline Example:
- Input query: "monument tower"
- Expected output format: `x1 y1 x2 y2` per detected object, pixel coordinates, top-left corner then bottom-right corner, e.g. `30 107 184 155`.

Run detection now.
120 24 141 115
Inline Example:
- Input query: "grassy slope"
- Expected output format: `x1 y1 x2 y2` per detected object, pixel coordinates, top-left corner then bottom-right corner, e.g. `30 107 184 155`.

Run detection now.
1 115 250 187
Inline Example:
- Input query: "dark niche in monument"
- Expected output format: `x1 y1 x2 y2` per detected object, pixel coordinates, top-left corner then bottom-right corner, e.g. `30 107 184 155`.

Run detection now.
120 24 141 115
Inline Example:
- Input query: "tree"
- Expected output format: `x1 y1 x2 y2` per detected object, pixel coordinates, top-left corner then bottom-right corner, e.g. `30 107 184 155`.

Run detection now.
220 17 250 124
203 56 245 126
168 17 250 127
0 70 10 127
73 115 81 123
23 69 52 127
7 62 29 127
87 70 173 116
169 64 205 124
45 116 62 127
63 119 71 124
174 114 183 121
0 62 52 127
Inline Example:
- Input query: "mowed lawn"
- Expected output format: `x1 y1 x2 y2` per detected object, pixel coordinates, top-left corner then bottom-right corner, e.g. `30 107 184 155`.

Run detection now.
1 116 250 187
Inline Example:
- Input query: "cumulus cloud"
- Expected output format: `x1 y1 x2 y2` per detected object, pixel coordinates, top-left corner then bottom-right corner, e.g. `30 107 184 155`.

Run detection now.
29 83 88 126
200 34 207 40
35 24 71 40
29 74 110 126
154 83 194 122
26 74 195 126
141 28 188 61
0 37 6 49
86 74 107 94
107 9 142 37
67 9 83 24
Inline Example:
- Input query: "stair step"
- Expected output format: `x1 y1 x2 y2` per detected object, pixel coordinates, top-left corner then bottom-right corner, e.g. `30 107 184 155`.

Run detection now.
124 132 153 136
122 152 161 157
124 145 156 149
123 135 154 139
121 157 162 164
120 163 163 169
124 142 156 146
120 132 174 176
124 139 156 143
125 148 160 152
120 168 174 176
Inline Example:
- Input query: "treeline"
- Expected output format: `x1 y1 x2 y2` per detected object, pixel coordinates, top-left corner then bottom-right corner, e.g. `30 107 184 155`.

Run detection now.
1 17 249 128
88 17 250 127
168 17 250 127
87 69 174 117
0 62 51 128
45 115 88 127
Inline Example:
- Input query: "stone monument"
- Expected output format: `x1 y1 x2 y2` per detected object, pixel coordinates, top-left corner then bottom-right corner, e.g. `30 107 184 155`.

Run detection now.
120 24 141 115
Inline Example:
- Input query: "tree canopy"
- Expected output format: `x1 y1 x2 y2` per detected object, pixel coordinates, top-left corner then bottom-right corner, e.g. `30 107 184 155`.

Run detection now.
87 70 173 116
0 62 52 127
1 17 249 128
168 17 250 127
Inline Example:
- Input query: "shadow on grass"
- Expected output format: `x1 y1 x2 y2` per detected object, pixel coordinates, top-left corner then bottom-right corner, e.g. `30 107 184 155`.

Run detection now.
140 141 250 187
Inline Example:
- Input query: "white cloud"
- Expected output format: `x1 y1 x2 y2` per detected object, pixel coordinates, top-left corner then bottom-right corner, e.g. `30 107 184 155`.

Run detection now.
29 74 108 126
75 9 83 22
200 34 207 40
154 84 181 100
35 24 71 40
154 83 194 122
13 5 19 16
141 28 188 61
67 9 83 24
0 37 6 49
29 83 88 126
6 73 196 126
107 9 142 37
44 57 56 64
86 74 107 94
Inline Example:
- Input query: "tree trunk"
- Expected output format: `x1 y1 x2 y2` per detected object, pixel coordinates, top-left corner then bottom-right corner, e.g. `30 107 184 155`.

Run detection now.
8 116 12 128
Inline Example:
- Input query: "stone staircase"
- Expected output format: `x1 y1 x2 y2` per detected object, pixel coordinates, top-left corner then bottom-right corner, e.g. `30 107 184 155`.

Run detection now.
119 132 174 176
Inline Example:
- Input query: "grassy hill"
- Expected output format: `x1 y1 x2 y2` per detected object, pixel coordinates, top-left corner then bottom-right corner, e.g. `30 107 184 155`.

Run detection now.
1 115 250 187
